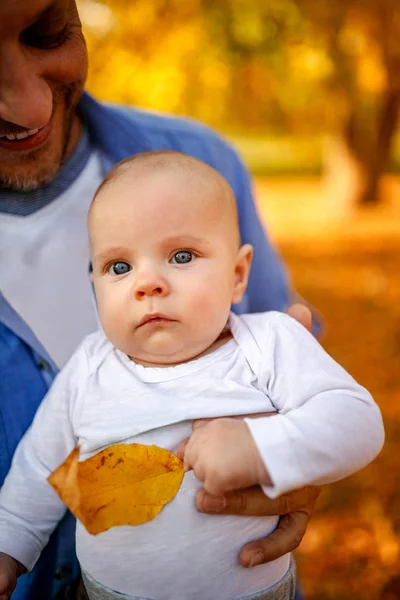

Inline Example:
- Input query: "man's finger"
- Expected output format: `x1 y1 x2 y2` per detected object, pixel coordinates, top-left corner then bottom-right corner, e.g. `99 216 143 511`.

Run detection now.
196 486 267 515
287 303 312 332
239 510 309 567
196 485 319 516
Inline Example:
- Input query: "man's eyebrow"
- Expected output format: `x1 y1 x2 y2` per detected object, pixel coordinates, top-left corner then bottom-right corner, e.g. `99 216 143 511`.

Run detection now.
30 0 61 24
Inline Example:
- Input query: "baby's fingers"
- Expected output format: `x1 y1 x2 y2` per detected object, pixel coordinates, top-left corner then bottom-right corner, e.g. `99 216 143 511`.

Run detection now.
176 436 193 472
183 446 194 473
181 439 201 474
191 418 212 431
176 438 189 461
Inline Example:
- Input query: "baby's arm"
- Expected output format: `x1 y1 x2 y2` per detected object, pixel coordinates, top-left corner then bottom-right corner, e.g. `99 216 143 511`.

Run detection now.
0 347 87 595
183 313 384 498
244 312 384 497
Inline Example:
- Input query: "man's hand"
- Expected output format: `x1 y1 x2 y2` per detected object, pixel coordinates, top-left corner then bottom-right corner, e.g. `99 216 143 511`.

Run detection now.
195 485 320 567
286 302 313 331
0 553 24 600
182 418 271 496
177 418 320 567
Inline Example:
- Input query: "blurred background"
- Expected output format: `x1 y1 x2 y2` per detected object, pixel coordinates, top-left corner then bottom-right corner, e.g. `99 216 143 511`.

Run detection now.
78 1 400 598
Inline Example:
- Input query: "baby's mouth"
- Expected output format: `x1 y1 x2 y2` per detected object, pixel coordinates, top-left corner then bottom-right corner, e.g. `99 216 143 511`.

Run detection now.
137 313 176 328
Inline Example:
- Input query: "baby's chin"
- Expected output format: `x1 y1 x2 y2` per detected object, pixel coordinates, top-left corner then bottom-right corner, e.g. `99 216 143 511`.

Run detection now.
127 341 214 368
128 349 202 368
119 327 224 367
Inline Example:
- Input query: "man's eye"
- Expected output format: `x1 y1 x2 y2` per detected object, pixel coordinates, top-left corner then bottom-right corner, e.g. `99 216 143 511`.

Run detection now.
108 261 131 275
21 24 69 50
171 251 193 265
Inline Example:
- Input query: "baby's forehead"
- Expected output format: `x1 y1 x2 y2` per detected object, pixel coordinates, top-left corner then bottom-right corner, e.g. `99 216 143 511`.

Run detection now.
115 157 226 194
90 152 239 239
97 161 230 212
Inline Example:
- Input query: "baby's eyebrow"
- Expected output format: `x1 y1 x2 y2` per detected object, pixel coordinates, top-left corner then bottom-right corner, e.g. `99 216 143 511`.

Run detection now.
94 246 129 265
161 235 211 247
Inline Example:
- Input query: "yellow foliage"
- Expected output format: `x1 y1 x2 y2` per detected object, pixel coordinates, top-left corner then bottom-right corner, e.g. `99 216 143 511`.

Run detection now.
78 0 390 133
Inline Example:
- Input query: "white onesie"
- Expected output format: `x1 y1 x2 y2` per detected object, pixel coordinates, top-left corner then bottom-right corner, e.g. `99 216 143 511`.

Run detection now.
0 311 384 600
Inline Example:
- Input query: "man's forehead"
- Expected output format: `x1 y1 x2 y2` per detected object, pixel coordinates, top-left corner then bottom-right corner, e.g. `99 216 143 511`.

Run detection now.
0 0 69 26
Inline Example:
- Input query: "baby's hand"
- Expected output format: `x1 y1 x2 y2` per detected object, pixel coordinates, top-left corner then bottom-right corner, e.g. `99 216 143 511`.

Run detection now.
0 553 23 600
181 418 270 496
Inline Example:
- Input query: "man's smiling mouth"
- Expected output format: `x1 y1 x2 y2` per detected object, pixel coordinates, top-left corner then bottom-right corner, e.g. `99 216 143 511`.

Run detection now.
0 127 42 141
0 123 51 153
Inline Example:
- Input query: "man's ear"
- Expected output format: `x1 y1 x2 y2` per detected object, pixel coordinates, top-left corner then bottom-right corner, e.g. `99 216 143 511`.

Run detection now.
232 244 253 304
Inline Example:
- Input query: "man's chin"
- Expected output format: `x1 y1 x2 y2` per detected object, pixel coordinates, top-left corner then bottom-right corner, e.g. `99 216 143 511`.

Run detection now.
0 98 79 193
0 157 63 192
0 173 56 192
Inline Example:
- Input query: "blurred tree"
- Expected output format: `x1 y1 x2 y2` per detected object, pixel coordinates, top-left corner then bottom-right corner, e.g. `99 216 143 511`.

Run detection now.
79 0 399 203
201 0 400 203
294 0 400 204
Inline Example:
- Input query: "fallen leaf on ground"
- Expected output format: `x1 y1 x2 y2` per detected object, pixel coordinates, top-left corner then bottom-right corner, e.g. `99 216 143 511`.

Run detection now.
48 443 184 535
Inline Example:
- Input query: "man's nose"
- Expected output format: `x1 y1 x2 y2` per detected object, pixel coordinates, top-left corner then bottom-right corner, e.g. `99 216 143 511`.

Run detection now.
0 44 52 128
134 272 169 299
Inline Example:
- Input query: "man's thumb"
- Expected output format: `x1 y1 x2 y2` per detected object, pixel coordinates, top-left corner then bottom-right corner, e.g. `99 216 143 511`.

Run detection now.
287 303 312 332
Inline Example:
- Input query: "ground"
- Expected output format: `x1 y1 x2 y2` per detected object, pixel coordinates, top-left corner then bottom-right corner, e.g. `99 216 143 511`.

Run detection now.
255 176 400 600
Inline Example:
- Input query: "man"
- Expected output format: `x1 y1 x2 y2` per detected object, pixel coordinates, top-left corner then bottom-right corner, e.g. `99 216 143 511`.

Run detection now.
0 1 319 598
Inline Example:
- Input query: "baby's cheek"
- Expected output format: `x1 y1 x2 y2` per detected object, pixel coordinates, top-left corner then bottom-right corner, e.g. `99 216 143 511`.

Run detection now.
100 305 128 347
194 291 231 327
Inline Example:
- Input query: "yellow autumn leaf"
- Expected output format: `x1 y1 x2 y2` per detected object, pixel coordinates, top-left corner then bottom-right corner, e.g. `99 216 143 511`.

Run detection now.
48 443 184 535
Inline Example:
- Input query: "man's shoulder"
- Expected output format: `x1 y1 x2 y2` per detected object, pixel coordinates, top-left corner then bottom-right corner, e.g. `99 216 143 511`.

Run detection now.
81 93 252 195
107 102 229 148
101 102 248 184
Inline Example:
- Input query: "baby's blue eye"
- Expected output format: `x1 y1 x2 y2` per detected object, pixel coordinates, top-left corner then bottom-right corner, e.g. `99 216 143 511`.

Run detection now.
109 261 131 275
171 251 193 264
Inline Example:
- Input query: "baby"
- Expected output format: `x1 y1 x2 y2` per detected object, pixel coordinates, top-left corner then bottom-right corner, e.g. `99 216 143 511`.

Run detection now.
0 151 384 600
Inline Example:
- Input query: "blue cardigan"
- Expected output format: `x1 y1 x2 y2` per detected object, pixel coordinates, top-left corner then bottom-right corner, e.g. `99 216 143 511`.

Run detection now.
0 92 294 599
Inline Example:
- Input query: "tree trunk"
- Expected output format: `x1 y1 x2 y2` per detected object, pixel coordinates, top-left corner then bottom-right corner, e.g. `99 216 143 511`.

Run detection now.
355 89 400 205
325 89 400 209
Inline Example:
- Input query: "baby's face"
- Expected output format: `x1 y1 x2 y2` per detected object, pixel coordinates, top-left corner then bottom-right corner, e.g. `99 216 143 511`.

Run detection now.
89 166 252 366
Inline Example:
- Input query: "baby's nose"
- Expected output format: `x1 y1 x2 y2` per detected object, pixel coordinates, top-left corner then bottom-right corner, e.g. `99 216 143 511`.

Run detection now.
134 274 168 299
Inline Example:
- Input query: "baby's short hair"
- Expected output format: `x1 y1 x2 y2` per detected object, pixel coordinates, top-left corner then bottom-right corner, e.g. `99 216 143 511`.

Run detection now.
90 150 240 247
93 150 232 205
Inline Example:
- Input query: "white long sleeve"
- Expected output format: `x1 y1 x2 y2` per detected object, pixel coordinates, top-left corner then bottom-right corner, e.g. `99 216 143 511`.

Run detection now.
0 314 385 595
0 347 87 570
241 312 384 497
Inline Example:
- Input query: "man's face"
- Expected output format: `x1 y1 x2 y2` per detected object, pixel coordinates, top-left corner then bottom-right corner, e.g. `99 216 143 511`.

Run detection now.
0 0 88 191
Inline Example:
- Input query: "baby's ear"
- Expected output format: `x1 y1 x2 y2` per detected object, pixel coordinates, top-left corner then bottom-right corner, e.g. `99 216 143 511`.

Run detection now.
232 244 253 304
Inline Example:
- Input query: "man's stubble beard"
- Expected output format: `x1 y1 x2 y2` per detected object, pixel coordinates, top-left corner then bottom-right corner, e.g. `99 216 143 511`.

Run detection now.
0 89 78 193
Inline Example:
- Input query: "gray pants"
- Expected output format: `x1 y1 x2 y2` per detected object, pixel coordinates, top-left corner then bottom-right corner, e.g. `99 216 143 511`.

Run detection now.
79 560 296 600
